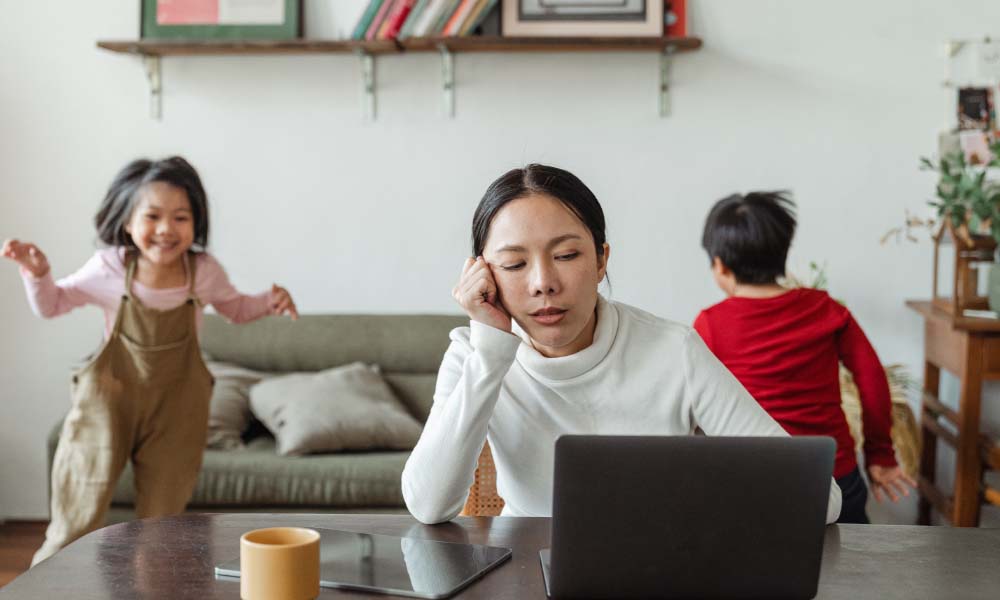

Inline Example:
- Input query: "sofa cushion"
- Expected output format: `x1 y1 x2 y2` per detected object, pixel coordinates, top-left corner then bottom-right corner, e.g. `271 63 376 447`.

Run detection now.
249 362 423 456
110 436 410 507
206 361 272 450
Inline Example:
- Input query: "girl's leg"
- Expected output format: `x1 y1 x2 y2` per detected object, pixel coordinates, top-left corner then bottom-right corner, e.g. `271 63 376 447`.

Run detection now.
32 402 131 566
835 467 871 524
132 381 211 518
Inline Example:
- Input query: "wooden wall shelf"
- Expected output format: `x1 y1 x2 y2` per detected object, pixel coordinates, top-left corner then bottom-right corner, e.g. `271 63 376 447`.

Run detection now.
96 36 703 120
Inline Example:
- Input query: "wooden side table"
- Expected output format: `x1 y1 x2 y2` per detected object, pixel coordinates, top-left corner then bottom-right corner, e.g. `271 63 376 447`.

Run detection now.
907 300 1000 526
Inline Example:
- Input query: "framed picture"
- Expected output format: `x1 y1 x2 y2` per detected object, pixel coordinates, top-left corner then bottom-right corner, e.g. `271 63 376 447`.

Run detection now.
502 0 664 37
958 87 994 131
141 0 303 40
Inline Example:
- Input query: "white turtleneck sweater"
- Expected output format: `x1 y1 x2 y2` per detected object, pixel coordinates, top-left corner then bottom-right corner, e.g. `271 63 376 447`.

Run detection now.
401 297 842 524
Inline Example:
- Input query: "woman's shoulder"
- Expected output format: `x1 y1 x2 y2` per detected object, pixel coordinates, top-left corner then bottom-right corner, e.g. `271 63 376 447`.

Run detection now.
611 300 695 346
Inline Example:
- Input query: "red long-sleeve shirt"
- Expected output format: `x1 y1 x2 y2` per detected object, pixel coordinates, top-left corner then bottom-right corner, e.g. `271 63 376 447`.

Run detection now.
693 288 897 478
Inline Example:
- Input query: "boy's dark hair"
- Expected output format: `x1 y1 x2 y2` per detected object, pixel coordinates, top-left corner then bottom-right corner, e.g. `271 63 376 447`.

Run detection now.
472 164 607 258
94 156 209 252
701 191 797 284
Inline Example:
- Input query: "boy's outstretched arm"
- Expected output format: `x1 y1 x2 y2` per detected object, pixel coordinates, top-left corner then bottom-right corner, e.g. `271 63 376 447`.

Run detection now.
837 313 916 502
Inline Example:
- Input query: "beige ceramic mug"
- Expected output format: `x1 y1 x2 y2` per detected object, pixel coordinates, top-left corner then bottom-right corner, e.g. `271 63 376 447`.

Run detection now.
240 527 320 600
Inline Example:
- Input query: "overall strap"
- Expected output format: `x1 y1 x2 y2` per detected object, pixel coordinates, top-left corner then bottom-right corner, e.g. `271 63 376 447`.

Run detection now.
123 250 137 299
186 252 201 304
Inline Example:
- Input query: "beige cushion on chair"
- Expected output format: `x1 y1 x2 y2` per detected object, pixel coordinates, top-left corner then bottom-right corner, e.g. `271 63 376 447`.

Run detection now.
249 362 423 457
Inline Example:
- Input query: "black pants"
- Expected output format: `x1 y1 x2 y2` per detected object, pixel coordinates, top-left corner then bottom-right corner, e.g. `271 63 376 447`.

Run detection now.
835 467 870 524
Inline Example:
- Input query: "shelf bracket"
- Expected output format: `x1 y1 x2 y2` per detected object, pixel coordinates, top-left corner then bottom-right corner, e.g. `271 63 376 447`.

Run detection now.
439 44 455 118
659 46 675 118
356 50 376 121
143 55 162 120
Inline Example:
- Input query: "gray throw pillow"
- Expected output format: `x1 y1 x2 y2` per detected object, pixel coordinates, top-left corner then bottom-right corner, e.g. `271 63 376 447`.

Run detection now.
248 362 423 456
206 361 271 450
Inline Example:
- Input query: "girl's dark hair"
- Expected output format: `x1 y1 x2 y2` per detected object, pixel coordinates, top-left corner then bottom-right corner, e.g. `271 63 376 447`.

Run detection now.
701 191 797 285
472 164 607 258
94 156 209 252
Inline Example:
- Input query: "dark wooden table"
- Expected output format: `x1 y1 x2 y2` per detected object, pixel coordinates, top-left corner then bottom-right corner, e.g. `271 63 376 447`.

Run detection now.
906 300 1000 526
3 514 1000 599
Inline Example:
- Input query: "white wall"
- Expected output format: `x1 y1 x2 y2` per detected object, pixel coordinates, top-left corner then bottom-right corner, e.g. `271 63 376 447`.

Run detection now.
2 0 999 522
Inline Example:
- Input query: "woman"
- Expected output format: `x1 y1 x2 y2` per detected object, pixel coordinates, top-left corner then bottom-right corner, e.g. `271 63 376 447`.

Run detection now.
401 164 841 524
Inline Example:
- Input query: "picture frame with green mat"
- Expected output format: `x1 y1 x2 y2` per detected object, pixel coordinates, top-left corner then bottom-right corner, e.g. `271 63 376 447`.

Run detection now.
141 0 303 41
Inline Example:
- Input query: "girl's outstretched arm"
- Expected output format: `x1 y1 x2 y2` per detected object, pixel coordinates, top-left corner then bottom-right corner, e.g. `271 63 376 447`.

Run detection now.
3 239 95 318
198 254 276 323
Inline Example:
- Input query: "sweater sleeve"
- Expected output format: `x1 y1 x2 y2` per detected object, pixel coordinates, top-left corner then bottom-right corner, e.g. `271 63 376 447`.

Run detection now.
682 329 842 524
401 321 521 524
197 254 271 324
837 312 897 470
19 253 104 318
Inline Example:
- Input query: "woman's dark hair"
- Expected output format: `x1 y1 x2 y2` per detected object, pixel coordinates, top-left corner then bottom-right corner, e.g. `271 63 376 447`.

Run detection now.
472 164 607 258
94 156 209 252
701 191 797 284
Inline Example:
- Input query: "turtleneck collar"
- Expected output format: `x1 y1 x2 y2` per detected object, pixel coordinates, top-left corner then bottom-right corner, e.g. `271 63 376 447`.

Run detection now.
512 294 619 382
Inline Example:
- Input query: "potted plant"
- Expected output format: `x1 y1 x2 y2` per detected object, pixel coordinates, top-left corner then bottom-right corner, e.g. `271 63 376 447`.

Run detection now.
918 141 1000 314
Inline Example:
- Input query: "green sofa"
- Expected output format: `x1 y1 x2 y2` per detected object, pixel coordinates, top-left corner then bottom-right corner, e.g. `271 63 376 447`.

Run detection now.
47 313 466 523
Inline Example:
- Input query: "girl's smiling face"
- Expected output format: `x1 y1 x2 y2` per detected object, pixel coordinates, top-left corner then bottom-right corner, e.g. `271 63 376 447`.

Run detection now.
483 193 609 358
125 182 195 267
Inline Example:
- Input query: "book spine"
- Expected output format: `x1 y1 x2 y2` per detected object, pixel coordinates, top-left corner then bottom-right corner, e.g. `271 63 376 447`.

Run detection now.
399 0 430 39
384 0 417 40
431 0 462 35
459 0 496 36
352 0 385 40
443 0 475 37
365 0 397 41
414 0 445 37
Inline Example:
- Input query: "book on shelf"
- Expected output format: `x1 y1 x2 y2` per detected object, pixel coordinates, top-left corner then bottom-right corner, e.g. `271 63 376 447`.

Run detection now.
364 0 396 41
398 0 431 39
352 0 385 40
665 0 687 37
352 0 500 40
411 0 449 37
430 0 462 36
442 0 477 37
459 0 498 36
381 0 417 40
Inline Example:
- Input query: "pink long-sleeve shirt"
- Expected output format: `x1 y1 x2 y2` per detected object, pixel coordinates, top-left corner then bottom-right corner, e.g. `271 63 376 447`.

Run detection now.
20 247 271 338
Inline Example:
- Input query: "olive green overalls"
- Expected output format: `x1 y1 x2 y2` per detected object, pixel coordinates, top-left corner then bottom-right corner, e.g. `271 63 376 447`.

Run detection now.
32 253 213 566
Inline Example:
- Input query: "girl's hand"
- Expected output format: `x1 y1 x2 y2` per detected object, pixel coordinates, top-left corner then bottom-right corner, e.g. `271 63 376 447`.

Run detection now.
452 257 511 332
2 239 50 278
867 464 917 503
269 284 299 320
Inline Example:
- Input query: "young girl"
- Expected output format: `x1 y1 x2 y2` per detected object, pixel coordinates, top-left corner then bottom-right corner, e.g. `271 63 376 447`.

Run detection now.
3 156 298 565
693 191 915 523
401 164 842 525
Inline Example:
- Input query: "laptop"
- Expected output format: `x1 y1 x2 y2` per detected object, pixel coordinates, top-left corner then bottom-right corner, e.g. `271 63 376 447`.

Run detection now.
539 435 835 599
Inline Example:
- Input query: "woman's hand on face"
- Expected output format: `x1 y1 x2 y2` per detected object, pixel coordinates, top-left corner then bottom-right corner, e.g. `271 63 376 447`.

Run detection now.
866 464 917 503
452 257 512 332
1 239 50 278
269 284 299 320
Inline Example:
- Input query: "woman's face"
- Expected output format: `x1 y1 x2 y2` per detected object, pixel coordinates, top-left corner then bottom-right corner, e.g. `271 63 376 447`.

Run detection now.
483 193 609 358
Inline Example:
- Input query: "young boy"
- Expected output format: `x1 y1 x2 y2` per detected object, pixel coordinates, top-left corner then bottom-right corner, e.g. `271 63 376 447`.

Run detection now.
693 191 915 523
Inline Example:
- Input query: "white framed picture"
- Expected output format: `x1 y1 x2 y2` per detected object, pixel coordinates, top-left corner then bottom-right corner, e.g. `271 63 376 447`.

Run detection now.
502 0 664 37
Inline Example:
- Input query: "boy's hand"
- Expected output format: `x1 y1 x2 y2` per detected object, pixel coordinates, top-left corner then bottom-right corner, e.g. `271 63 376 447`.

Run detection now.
269 284 299 320
452 256 511 332
2 239 50 278
866 464 917 503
